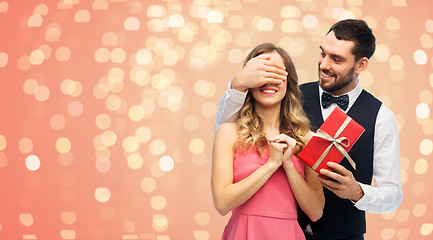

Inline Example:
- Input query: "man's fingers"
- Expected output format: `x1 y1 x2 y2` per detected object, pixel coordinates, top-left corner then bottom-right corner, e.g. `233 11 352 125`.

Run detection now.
327 162 350 176
320 168 342 182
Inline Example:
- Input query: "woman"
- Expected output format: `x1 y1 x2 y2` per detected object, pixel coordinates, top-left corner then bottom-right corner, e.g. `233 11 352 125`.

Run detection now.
211 43 324 239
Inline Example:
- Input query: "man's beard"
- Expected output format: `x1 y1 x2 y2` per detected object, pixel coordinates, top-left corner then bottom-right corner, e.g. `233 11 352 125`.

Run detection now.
319 66 356 94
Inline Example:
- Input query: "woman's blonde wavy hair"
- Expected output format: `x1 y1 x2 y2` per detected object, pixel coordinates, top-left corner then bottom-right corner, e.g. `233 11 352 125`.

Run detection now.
237 43 310 155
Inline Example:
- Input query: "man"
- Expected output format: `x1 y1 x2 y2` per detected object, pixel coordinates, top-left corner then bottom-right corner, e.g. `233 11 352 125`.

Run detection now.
214 19 402 239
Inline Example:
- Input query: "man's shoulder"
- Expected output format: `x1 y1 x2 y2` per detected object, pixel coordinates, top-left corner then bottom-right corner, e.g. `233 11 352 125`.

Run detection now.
299 81 319 94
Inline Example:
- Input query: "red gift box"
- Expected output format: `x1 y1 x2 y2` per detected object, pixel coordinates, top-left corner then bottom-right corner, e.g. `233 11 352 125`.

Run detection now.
298 107 365 178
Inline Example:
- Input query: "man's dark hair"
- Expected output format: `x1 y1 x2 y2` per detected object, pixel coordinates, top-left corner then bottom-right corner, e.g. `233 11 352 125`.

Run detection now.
328 19 376 61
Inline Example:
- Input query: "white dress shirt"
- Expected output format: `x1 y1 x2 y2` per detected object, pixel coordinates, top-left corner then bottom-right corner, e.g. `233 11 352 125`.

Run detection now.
215 79 403 213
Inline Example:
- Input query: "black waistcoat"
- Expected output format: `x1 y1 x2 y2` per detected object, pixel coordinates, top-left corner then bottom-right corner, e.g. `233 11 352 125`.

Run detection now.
299 81 382 239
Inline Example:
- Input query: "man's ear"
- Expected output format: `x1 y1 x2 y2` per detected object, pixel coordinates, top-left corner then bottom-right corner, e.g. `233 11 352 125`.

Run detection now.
355 57 369 74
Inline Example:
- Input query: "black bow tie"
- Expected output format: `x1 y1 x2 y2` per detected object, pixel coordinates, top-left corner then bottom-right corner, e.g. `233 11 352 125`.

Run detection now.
321 92 349 111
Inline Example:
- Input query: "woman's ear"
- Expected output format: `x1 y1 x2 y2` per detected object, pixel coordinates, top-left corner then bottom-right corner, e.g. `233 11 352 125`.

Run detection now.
355 57 369 74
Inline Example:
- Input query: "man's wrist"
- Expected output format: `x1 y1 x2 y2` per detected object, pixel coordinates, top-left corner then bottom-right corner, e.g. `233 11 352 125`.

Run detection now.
351 184 365 202
231 74 248 92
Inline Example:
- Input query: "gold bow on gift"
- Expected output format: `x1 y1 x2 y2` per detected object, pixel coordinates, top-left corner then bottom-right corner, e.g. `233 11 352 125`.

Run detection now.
311 117 356 171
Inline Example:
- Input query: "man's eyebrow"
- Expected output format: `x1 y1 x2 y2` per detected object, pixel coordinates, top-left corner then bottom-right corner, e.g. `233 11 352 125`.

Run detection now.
319 46 345 60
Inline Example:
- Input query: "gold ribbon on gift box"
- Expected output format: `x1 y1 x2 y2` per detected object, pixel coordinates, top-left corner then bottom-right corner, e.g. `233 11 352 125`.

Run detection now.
311 116 356 171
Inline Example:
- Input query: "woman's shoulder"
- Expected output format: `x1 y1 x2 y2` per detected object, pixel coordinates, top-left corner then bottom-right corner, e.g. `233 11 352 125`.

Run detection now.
215 122 237 137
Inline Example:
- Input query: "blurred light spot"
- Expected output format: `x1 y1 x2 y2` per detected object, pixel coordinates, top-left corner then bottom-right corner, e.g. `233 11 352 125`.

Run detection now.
130 67 151 86
56 137 71 153
147 18 169 32
29 49 44 65
152 214 168 232
416 103 430 119
50 114 66 131
163 51 178 66
56 46 71 62
122 136 140 153
135 126 151 143
17 55 31 70
380 228 396 240
0 149 5 165
302 15 318 28
420 34 433 48
256 17 273 31
207 10 223 23
194 80 216 98
122 220 136 233
102 32 117 46
389 55 404 70
100 206 116 221
124 17 140 30
227 48 244 64
58 152 74 167
414 158 428 175
34 85 50 102
395 209 409 223
127 153 143 170
95 113 111 130
95 48 110 63
45 23 61 42
385 17 400 30
228 15 243 28
75 10 90 22
159 155 174 172
281 20 302 33
189 138 205 154
414 49 428 65
420 139 433 155
22 235 37 240
359 71 373 87
184 115 199 131
150 139 166 156
280 6 300 18
95 187 111 203
19 138 33 154
0 52 8 67
280 38 307 57
194 212 210 226
68 100 83 117
392 0 407 6
375 44 390 62
169 14 184 28
421 223 433 236
95 157 111 173
147 5 166 17
382 211 396 220
0 1 8 12
140 99 156 118
136 49 152 65
140 177 157 192
426 19 433 32
25 155 40 171
423 119 433 135
33 4 48 16
413 204 426 217
202 101 216 118
105 95 122 111
28 14 43 27
60 79 82 97
194 231 210 240
19 213 34 227
60 230 76 239
111 48 126 63
128 105 145 122
0 135 7 151
60 211 77 225
151 196 167 210
108 67 124 84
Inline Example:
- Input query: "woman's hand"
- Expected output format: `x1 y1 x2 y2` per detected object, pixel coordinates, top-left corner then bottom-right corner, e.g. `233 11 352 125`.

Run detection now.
267 140 286 170
268 134 297 169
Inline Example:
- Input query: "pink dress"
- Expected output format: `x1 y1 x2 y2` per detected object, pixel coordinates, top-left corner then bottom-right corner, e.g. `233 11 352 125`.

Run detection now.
221 144 306 240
